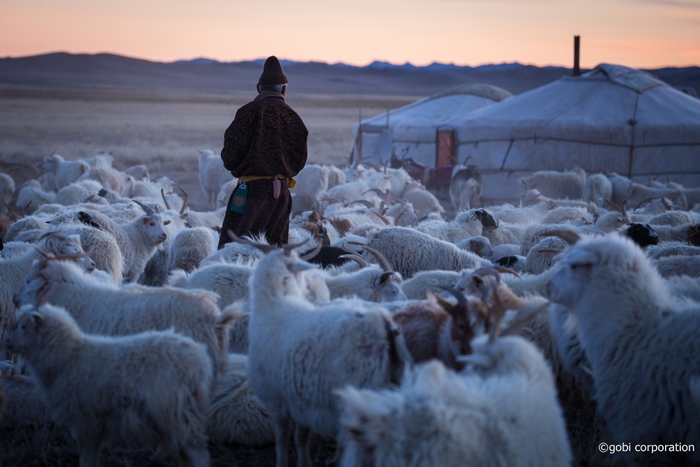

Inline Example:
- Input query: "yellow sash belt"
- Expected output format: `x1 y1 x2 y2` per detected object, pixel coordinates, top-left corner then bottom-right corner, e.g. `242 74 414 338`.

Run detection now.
238 174 296 189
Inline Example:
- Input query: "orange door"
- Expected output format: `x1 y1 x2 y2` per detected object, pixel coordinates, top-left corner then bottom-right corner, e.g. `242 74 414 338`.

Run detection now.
436 129 456 167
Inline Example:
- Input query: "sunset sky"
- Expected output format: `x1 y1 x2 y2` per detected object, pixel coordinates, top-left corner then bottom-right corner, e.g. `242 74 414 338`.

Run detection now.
1 0 699 69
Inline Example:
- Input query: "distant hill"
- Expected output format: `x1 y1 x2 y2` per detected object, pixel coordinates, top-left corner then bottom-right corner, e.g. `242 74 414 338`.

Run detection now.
0 52 697 98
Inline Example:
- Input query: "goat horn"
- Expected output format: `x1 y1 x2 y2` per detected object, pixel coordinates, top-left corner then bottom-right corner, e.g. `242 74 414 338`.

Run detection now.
487 286 511 343
133 199 154 216
541 229 581 245
160 188 172 211
340 253 370 268
603 198 623 214
632 197 655 211
491 266 521 279
348 242 393 272
368 210 391 225
346 199 375 209
320 196 341 205
300 243 322 261
282 237 313 257
38 283 58 307
178 186 189 215
394 207 409 226
472 267 503 283
501 301 551 337
440 287 467 309
226 229 277 254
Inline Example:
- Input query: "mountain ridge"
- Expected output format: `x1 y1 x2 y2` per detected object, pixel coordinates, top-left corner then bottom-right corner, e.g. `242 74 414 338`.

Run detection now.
1 52 697 97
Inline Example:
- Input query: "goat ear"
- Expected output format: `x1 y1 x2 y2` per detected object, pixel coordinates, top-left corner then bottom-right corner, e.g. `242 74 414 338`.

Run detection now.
378 272 393 286
31 312 45 328
472 274 485 290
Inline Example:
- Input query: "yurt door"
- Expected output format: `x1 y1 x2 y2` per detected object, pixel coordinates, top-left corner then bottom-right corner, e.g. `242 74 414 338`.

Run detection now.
436 127 457 167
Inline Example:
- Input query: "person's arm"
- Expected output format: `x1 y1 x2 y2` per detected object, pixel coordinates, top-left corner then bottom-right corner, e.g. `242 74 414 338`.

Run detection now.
221 107 253 177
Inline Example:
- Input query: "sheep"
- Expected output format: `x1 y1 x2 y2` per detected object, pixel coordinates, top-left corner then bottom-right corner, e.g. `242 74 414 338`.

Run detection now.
613 177 688 210
124 163 150 181
490 243 522 261
167 262 254 309
45 224 124 282
647 242 700 259
524 236 568 274
13 257 235 373
653 255 700 278
624 222 659 248
14 179 55 214
416 208 498 243
294 163 330 199
35 153 90 191
401 185 445 219
520 167 586 200
0 173 15 214
546 234 700 465
455 235 493 259
199 149 233 210
237 234 412 467
53 179 104 206
7 303 213 467
449 164 482 212
206 353 275 447
392 289 482 370
168 226 219 273
338 329 571 467
78 165 131 196
584 172 613 207
647 210 700 226
359 226 489 278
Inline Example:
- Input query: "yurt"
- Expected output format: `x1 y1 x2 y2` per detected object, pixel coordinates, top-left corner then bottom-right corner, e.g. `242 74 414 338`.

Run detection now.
352 83 512 168
455 64 700 202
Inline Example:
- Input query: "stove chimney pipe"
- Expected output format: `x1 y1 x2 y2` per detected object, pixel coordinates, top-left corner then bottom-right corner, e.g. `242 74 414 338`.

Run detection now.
573 35 581 76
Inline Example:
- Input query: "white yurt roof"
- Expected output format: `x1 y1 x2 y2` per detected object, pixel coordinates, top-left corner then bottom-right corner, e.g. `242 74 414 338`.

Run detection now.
456 64 700 181
356 83 512 142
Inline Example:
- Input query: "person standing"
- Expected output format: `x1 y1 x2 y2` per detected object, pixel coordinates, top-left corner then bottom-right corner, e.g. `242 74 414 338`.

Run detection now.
218 56 308 249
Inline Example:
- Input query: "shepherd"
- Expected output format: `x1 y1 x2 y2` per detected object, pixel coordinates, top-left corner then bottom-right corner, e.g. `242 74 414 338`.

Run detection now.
218 55 309 249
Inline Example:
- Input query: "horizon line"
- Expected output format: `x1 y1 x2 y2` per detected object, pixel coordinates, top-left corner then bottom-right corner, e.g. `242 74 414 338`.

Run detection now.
4 50 698 71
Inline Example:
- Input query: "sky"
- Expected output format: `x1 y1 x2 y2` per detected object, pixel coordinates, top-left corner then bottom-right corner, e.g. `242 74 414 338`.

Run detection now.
1 0 699 69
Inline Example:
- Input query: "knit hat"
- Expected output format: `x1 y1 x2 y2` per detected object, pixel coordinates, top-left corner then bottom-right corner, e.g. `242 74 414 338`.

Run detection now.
258 56 288 85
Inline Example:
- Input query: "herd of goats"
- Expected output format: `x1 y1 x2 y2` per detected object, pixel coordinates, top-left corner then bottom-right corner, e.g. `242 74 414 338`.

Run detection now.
0 149 699 467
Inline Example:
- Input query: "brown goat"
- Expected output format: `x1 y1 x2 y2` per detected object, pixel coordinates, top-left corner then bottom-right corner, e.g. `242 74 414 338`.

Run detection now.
392 290 487 371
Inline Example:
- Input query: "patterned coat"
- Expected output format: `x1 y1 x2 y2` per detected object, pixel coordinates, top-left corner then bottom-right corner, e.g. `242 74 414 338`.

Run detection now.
218 91 308 248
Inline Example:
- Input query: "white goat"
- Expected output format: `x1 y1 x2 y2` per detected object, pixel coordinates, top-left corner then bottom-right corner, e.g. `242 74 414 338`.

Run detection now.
416 208 498 244
14 257 234 373
199 149 232 210
520 168 586 200
7 304 212 467
547 234 700 465
359 227 488 278
36 153 90 191
240 236 412 467
338 333 571 467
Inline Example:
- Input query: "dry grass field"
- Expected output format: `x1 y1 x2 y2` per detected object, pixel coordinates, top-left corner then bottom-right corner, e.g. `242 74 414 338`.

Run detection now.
0 88 415 210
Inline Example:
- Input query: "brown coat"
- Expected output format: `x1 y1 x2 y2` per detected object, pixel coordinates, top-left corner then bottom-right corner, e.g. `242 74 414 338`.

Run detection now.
218 92 308 248
221 91 308 178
